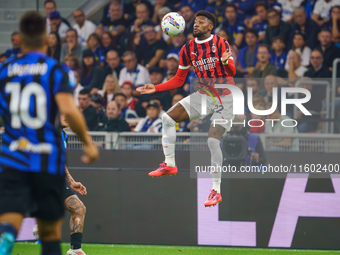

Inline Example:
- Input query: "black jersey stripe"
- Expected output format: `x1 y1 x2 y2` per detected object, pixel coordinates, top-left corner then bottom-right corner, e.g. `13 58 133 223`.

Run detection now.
0 150 29 167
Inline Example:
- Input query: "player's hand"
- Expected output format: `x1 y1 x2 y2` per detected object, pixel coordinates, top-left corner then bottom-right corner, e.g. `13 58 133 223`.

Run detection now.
136 83 156 94
221 49 232 63
81 142 99 164
70 181 87 195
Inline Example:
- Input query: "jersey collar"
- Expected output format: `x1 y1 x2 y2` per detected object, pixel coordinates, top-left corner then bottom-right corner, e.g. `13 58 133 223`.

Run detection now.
195 35 213 44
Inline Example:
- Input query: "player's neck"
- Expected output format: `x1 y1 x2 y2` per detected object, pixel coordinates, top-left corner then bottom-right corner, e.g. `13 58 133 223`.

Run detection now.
197 33 211 41
21 45 47 55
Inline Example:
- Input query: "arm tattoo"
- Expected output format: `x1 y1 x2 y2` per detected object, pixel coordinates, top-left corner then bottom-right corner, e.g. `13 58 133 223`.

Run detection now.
65 165 75 187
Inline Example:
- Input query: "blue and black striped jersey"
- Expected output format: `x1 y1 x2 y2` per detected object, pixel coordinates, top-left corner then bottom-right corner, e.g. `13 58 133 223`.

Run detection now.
0 51 76 174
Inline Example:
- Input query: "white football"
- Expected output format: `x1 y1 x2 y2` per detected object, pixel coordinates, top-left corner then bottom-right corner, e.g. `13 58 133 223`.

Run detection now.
161 12 185 37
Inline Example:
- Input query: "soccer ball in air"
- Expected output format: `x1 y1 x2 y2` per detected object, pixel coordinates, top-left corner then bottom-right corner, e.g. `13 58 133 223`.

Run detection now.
161 12 185 37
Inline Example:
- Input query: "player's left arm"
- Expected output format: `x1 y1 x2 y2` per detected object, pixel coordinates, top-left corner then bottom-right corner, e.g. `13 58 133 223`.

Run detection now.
65 165 87 195
219 38 236 77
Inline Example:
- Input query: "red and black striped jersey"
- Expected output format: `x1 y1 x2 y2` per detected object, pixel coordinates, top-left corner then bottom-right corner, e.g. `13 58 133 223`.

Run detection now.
179 34 235 95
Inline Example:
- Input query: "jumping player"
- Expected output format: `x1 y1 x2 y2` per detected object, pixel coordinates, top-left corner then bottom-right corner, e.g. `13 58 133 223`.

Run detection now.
0 11 98 255
137 10 236 207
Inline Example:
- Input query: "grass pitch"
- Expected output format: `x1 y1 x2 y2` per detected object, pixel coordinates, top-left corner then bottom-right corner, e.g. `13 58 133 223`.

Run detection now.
11 242 340 255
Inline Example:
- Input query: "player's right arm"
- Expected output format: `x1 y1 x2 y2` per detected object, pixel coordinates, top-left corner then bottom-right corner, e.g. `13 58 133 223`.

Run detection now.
53 66 98 164
137 44 190 94
55 93 98 164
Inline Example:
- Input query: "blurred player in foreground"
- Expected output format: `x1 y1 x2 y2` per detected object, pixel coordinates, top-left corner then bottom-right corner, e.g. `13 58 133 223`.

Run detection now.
0 11 98 255
137 10 236 207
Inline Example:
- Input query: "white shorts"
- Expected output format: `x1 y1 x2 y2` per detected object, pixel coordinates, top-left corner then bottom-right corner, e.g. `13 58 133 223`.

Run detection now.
177 91 234 131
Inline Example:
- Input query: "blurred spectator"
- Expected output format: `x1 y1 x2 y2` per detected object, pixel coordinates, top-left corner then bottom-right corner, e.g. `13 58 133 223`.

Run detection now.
246 2 268 41
131 3 154 33
180 5 195 35
291 6 320 49
179 0 207 13
217 29 239 66
155 6 172 43
248 105 266 133
208 0 227 26
60 29 86 63
246 78 261 95
0 53 8 63
98 74 120 108
312 0 340 27
323 5 340 45
134 101 163 133
166 53 179 74
233 0 258 20
151 0 173 25
123 0 153 23
285 31 311 71
267 0 282 11
44 0 70 34
78 88 98 131
90 93 104 114
149 67 172 110
72 70 83 106
114 93 139 119
80 49 106 92
49 11 69 41
297 78 325 133
101 31 116 54
4 32 21 57
63 54 80 70
304 49 332 78
73 9 97 44
47 32 61 62
172 93 190 132
95 101 130 132
287 50 308 79
237 29 259 76
264 8 291 49
119 51 150 88
98 2 127 39
105 50 123 79
301 0 318 18
263 75 279 104
167 32 187 56
251 44 276 80
316 29 340 71
218 4 246 47
265 105 299 151
137 25 167 68
121 81 138 110
86 33 106 67
270 36 287 69
278 0 303 23
148 97 166 117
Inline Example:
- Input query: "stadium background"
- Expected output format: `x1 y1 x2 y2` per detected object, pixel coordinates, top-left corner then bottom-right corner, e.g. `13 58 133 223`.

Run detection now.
1 0 340 252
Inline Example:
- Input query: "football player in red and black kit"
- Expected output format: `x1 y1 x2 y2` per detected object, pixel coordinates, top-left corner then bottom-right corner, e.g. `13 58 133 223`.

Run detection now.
137 10 236 207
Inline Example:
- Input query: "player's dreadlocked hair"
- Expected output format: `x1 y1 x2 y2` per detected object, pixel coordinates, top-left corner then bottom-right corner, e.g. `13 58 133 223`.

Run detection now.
195 10 216 29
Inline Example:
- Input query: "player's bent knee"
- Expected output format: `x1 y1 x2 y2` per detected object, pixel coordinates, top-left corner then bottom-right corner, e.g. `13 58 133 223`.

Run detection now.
37 219 62 241
162 113 176 126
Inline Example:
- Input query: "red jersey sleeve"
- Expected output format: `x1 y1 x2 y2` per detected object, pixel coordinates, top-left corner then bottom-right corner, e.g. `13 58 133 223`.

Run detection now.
219 37 236 77
178 43 191 70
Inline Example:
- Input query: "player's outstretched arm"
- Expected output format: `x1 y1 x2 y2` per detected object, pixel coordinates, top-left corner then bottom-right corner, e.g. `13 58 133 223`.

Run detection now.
136 83 156 94
55 93 99 164
137 67 189 93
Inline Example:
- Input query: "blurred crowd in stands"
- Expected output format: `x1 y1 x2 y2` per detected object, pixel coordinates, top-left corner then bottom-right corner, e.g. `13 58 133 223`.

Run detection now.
1 0 340 134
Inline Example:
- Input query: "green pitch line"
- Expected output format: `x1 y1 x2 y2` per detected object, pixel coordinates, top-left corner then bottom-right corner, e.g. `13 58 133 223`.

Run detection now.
12 242 340 255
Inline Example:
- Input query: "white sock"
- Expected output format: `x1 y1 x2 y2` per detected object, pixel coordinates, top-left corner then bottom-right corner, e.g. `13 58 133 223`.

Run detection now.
162 113 176 167
207 137 222 194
